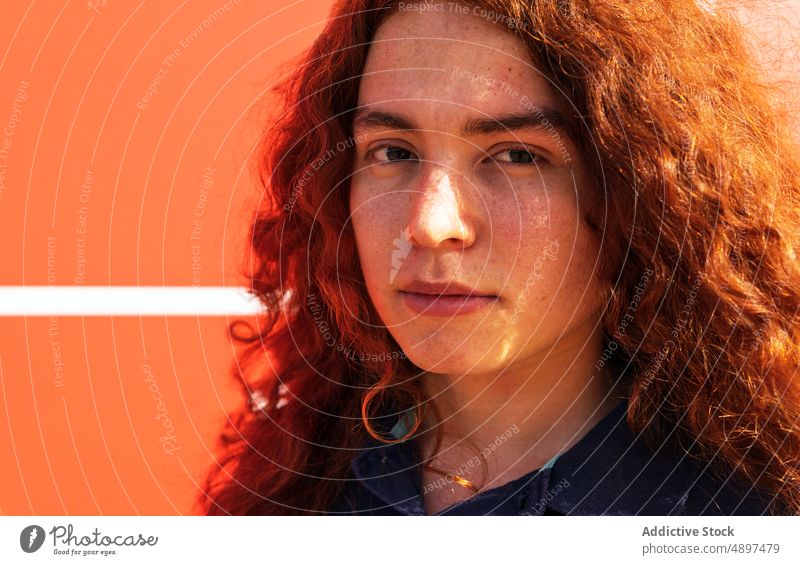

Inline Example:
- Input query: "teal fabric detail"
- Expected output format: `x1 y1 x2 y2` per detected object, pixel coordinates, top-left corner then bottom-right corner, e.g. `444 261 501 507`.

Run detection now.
542 452 560 470
389 409 416 440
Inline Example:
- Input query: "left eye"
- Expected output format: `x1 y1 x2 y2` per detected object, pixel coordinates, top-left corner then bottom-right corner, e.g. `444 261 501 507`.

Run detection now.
491 148 541 165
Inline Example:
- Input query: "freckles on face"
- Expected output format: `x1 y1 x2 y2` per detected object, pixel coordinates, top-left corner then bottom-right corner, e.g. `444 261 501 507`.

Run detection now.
347 6 603 374
349 186 411 313
478 166 598 311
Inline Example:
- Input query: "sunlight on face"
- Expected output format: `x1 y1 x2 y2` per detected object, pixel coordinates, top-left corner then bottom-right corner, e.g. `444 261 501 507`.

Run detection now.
348 2 606 377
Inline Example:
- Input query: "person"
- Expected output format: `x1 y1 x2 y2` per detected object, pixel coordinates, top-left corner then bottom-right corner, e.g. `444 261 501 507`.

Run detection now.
198 0 800 516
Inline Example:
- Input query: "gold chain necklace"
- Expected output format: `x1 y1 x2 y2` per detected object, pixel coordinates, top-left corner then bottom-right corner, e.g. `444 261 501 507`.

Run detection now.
398 407 486 495
422 447 487 495
423 463 479 493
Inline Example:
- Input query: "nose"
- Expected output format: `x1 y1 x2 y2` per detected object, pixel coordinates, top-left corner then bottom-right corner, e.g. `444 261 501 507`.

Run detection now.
404 165 476 249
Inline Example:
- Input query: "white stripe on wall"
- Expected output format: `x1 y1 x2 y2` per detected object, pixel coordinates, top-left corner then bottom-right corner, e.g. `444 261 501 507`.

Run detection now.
0 287 264 316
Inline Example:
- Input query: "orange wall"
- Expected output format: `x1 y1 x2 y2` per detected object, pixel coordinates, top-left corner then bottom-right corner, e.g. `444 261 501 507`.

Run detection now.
0 1 797 515
0 0 335 515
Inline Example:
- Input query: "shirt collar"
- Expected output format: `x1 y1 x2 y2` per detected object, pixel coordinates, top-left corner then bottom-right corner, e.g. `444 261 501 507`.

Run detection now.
350 398 699 515
544 399 697 515
351 415 426 515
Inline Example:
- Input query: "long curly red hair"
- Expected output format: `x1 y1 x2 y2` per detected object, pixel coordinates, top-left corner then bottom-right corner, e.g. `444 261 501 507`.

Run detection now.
198 0 800 515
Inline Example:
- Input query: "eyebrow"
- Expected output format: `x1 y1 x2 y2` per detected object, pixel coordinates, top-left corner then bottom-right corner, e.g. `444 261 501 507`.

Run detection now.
352 106 569 138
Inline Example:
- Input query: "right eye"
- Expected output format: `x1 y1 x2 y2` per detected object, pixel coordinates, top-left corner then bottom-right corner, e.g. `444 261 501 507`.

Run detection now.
369 144 417 165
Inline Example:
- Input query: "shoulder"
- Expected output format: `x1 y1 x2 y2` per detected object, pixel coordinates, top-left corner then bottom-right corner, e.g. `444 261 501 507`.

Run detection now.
681 462 776 516
327 476 407 515
544 399 778 516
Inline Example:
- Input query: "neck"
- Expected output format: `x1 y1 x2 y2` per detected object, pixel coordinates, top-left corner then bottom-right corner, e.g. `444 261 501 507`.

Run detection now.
417 319 626 491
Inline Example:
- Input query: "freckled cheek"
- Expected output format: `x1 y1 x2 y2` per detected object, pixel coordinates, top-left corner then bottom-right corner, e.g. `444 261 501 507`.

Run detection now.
486 193 560 256
351 178 406 220
536 221 602 300
488 196 592 295
350 187 405 275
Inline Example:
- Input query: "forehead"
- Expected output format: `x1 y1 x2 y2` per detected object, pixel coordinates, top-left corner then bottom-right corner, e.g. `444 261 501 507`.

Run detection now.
358 4 559 117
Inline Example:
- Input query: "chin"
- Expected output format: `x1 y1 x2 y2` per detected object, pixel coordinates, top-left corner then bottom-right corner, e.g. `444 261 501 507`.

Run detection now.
393 340 494 376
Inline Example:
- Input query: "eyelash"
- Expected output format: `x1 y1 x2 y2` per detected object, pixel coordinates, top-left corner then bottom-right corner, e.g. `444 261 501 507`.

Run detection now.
366 144 545 167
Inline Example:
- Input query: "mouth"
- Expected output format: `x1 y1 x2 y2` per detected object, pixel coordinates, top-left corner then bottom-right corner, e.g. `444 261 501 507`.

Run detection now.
399 291 498 317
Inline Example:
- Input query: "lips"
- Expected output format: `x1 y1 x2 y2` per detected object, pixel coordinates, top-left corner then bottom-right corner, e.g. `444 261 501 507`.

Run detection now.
398 279 499 316
400 291 498 316
398 279 496 297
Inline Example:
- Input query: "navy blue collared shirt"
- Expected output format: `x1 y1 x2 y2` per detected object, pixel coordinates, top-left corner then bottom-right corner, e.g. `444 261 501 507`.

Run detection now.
328 398 773 515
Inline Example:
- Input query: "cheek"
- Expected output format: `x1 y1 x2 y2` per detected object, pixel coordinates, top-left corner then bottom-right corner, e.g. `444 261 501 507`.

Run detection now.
530 217 603 322
350 183 404 281
486 188 562 277
350 177 402 225
492 190 599 304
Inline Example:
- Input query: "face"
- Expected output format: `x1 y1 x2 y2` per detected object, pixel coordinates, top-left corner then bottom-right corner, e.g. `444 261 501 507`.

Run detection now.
348 3 606 377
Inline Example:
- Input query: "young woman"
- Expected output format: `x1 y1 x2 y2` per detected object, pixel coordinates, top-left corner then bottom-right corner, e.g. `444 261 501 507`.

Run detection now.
199 0 800 515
